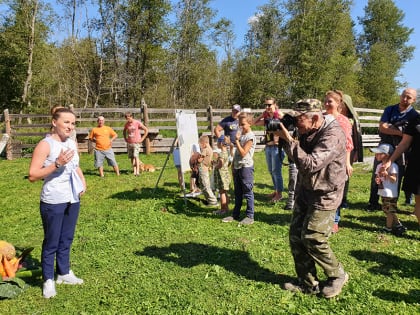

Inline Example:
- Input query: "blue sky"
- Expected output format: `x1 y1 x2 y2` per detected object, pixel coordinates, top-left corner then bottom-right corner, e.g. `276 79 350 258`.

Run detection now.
209 0 419 91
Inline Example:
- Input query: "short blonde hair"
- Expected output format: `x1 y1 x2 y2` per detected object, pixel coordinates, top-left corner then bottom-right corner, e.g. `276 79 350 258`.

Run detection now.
238 113 253 125
199 135 210 144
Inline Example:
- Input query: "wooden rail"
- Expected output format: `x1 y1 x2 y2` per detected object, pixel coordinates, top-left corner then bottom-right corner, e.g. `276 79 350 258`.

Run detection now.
1 106 386 159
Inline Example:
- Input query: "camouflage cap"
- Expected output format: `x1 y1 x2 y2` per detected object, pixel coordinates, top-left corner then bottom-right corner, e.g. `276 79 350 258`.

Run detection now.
288 98 322 117
295 98 322 111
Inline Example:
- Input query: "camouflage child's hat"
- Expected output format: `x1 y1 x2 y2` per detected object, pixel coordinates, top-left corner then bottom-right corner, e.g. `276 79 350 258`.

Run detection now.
288 98 322 117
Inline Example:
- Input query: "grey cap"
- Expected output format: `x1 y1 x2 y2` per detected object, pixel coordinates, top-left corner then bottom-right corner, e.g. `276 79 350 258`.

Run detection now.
370 143 394 155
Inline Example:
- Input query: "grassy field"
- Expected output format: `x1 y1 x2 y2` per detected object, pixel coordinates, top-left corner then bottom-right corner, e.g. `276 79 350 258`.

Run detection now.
0 151 419 314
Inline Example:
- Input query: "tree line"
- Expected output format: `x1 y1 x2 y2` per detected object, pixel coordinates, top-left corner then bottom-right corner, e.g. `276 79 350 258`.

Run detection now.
0 0 416 114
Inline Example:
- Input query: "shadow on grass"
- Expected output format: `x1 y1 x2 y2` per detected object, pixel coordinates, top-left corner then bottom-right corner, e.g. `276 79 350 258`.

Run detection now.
14 247 43 287
350 249 420 279
343 214 420 239
372 289 420 304
135 242 294 285
170 196 293 226
108 186 293 226
83 169 131 177
341 213 384 233
109 187 172 201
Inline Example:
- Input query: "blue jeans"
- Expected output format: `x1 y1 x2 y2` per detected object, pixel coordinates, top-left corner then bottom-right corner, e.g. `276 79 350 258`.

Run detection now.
232 167 255 219
265 145 284 192
334 208 341 224
40 201 80 280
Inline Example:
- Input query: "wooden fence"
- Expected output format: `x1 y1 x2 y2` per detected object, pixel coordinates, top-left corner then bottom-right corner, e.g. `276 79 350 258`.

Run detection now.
1 105 383 160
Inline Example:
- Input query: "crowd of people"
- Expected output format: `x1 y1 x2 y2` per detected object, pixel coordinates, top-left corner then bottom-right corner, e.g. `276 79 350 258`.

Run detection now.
185 88 419 298
28 87 419 299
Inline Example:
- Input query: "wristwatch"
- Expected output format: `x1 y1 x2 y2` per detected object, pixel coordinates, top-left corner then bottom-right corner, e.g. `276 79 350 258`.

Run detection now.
55 159 62 168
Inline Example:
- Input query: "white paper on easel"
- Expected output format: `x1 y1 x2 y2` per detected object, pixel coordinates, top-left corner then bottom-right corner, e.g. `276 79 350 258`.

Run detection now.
175 110 199 174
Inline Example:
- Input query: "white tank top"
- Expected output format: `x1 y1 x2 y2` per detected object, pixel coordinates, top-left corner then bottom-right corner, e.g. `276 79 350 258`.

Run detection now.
40 136 80 204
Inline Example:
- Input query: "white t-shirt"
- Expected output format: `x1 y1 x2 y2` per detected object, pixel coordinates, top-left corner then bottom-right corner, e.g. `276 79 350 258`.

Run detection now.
233 131 256 169
375 162 398 198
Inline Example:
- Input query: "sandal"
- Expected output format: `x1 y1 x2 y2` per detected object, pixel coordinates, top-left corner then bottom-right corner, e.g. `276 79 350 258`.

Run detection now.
270 197 283 203
213 210 228 215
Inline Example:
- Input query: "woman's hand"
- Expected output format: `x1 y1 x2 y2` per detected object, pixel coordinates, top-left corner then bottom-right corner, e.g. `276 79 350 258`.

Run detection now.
56 148 75 166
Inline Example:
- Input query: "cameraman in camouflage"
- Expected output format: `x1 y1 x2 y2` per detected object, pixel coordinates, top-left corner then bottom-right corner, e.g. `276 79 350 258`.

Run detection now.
276 99 348 298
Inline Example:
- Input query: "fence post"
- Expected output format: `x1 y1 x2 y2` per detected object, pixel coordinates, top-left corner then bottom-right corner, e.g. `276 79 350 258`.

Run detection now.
4 109 13 160
207 105 214 146
142 102 150 155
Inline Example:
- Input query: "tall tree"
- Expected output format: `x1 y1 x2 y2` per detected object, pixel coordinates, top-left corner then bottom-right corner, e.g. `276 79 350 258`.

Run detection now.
122 0 171 107
357 0 414 108
232 0 288 107
168 0 219 108
283 0 357 101
209 18 236 108
0 0 51 111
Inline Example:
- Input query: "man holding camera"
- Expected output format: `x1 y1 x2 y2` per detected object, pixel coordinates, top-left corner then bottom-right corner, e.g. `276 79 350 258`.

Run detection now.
253 97 285 203
367 88 418 211
276 99 348 298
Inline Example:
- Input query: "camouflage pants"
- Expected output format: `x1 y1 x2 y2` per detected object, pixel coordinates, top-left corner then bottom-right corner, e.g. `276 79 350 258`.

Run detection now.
199 166 217 204
381 196 398 215
289 202 344 287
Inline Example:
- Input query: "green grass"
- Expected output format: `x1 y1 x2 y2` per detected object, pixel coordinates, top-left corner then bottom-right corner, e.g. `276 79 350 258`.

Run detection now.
1 151 419 314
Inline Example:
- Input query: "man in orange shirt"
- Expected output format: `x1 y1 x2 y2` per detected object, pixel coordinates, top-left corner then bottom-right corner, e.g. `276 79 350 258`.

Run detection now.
89 116 120 177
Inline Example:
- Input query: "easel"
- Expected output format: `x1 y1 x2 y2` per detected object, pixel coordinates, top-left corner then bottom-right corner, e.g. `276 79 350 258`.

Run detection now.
0 134 9 155
153 110 199 204
154 136 186 194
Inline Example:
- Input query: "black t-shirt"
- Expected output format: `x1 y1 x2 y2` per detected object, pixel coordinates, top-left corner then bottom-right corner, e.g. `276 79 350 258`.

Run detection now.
404 115 420 166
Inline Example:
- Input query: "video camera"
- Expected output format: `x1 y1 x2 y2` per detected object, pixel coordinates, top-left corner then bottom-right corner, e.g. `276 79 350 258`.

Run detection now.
265 114 297 132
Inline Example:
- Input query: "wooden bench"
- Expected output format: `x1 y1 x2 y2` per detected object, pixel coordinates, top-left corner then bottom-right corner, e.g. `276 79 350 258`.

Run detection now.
361 134 381 147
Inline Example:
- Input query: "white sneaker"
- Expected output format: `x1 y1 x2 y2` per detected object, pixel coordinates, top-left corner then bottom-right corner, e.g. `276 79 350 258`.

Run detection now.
43 279 57 298
56 270 84 285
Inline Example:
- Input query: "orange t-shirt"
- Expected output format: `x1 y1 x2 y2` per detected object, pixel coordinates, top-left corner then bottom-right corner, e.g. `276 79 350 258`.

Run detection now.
89 126 117 151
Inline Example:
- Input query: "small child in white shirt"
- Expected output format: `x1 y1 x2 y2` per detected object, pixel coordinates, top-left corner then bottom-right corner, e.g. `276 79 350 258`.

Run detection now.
371 143 406 236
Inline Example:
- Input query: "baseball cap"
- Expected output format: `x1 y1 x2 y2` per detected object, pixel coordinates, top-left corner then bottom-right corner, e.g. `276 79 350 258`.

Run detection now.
370 143 394 155
232 104 241 112
288 98 322 117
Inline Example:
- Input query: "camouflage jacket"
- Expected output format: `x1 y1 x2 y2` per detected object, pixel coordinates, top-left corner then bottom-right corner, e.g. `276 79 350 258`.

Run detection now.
283 115 346 211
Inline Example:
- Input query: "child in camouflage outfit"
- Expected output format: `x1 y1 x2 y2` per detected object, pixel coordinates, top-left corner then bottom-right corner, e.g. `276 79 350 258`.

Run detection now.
213 135 231 215
197 135 218 206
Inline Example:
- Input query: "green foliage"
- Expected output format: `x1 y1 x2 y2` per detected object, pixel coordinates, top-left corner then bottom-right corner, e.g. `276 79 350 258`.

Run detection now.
283 0 357 100
0 0 415 113
0 152 419 312
0 0 53 111
0 277 27 299
357 0 414 107
233 0 289 106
